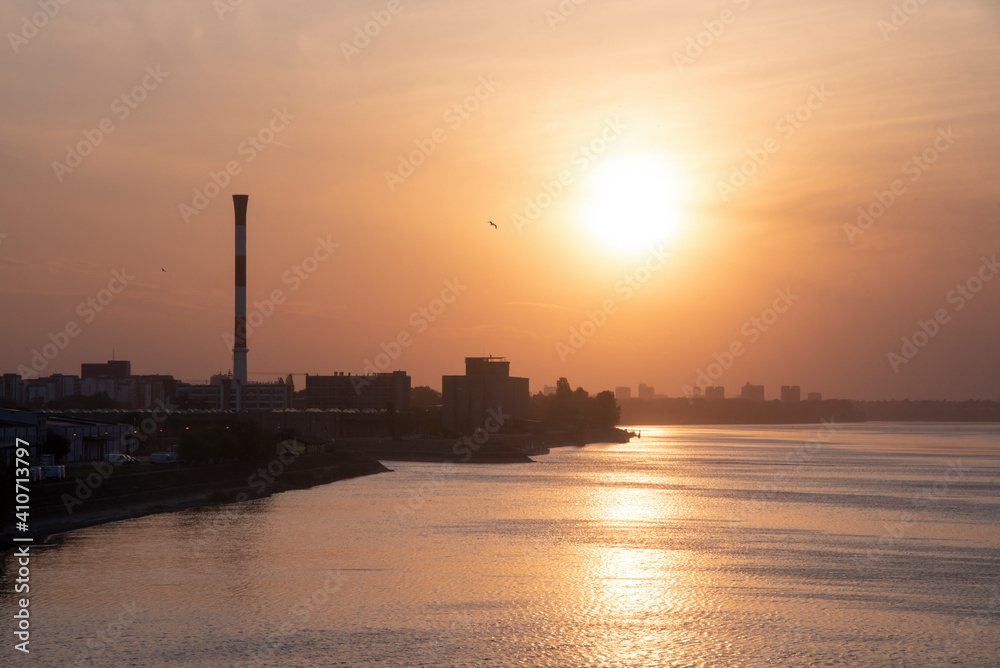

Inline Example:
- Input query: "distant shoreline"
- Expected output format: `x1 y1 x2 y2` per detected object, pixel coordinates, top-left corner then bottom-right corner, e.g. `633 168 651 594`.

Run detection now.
619 398 1000 424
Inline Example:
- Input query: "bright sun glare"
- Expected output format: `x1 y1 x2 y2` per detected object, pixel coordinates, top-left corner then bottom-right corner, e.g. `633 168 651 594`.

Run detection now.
580 154 685 254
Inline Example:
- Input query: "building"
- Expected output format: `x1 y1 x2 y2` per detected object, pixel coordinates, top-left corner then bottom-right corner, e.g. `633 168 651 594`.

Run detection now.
780 385 801 402
178 374 292 411
25 374 80 406
637 384 655 400
807 392 822 401
241 381 292 411
81 360 132 380
305 371 410 411
542 385 557 396
442 357 528 434
615 386 632 401
740 383 765 401
176 382 226 409
0 408 43 467
1 374 27 405
0 407 135 463
705 386 725 400
129 375 178 409
45 414 136 462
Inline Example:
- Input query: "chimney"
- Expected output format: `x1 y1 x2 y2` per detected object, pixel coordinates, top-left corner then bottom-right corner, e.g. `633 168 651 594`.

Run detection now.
233 194 249 410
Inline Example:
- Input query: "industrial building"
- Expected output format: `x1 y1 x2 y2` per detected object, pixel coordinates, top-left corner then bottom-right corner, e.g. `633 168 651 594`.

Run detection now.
442 356 529 434
305 371 410 411
0 408 135 463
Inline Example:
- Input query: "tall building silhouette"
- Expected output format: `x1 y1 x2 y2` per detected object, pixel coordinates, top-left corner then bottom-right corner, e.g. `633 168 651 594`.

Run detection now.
442 357 528 434
781 385 801 402
705 386 725 400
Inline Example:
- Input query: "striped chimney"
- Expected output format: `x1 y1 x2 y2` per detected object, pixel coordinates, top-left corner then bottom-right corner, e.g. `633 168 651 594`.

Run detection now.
233 194 249 410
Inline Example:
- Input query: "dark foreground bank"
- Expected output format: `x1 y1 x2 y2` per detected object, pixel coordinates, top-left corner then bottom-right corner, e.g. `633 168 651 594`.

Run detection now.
0 450 389 548
336 427 635 462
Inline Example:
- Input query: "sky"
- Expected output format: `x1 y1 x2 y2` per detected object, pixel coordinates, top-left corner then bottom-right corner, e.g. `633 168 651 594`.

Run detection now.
1 0 998 401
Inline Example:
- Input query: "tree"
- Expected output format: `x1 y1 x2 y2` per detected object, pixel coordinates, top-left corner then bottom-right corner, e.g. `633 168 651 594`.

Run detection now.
589 391 620 430
532 380 620 431
177 418 277 464
410 386 442 409
546 377 576 426
42 430 71 463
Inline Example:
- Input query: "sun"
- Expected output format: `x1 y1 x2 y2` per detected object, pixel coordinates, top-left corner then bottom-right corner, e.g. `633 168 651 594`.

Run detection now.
579 154 685 254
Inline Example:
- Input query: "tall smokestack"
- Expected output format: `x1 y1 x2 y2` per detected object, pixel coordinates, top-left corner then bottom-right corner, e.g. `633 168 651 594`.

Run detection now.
233 194 249 411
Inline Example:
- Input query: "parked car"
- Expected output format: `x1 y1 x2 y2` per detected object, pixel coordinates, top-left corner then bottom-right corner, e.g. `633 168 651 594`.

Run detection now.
104 453 137 465
150 452 178 465
40 465 66 480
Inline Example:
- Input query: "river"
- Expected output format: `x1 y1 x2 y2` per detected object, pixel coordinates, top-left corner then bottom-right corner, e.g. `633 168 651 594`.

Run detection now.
3 423 999 667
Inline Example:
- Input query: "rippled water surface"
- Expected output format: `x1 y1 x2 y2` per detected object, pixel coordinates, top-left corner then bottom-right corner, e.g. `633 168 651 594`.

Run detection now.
3 423 999 667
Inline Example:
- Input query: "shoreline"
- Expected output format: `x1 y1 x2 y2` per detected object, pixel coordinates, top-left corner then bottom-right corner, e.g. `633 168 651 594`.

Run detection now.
1 451 389 550
0 429 635 549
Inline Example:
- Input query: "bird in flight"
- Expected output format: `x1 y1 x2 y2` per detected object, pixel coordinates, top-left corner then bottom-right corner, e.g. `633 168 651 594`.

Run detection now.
161 268 166 272
488 221 497 229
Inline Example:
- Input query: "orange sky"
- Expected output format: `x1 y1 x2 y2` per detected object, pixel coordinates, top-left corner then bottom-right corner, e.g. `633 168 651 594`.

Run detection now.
1 0 998 400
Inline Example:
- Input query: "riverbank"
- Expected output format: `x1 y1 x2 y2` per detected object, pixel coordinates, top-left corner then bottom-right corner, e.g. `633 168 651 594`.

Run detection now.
336 427 635 462
0 450 389 548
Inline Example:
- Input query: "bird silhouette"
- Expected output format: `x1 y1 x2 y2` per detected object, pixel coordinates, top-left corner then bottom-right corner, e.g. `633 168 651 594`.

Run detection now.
488 221 497 229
